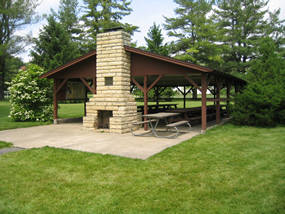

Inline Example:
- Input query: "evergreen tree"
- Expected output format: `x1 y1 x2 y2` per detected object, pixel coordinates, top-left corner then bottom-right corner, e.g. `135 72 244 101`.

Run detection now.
144 23 168 56
265 9 285 57
164 0 223 69
80 0 138 51
57 0 81 42
0 0 38 100
136 23 174 100
31 15 80 71
232 37 285 126
214 0 270 73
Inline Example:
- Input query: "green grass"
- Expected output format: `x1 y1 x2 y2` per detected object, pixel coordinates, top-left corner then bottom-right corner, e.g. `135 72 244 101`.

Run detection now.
0 141 12 149
0 100 219 131
0 101 51 131
0 124 284 213
58 103 84 118
0 101 84 130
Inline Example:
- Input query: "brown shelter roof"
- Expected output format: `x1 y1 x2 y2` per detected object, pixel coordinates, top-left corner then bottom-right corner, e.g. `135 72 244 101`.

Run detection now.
40 46 246 85
40 49 97 79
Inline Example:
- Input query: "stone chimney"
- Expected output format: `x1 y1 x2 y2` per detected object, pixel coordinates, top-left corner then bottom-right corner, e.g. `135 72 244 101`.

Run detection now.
83 28 139 133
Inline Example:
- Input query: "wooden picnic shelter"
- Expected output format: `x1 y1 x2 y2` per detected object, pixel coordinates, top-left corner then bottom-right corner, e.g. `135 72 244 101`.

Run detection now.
41 44 246 132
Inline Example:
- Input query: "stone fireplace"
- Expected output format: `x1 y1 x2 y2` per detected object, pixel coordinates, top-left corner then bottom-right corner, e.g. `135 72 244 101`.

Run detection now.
83 28 139 133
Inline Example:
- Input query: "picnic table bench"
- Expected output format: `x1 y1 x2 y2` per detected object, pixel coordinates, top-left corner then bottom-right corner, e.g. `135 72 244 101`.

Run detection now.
131 112 191 138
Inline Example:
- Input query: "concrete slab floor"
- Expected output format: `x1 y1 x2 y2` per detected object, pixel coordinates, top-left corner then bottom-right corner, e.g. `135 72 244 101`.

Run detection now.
0 120 223 160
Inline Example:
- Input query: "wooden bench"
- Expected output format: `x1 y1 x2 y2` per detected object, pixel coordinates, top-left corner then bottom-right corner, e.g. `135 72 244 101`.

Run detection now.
165 120 192 138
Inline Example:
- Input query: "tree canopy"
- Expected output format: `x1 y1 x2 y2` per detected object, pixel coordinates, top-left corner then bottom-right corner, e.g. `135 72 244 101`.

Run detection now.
0 0 39 100
80 0 138 51
30 15 80 71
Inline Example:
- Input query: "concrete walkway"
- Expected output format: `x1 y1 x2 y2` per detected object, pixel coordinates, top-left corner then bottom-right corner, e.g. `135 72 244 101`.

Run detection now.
0 121 220 159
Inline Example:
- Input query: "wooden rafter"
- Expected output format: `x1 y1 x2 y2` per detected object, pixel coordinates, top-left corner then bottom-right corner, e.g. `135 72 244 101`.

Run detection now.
132 75 163 93
147 75 163 92
176 86 193 95
184 75 202 92
80 77 95 94
131 77 144 92
56 78 68 94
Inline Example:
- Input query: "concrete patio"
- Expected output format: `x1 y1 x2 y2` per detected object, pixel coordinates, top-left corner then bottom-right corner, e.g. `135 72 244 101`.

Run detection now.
0 121 222 159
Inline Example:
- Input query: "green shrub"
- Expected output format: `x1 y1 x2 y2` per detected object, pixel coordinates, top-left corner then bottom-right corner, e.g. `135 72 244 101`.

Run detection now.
8 64 53 122
232 38 285 126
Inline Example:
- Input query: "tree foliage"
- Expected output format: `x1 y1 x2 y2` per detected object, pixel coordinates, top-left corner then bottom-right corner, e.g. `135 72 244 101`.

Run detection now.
80 0 138 51
8 64 53 122
57 0 81 43
0 0 38 100
165 0 285 74
214 0 271 73
30 15 80 71
145 23 169 56
164 0 223 70
232 38 285 126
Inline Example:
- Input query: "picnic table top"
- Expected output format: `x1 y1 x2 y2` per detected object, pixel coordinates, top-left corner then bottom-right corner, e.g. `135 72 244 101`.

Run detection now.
143 112 180 119
138 103 177 108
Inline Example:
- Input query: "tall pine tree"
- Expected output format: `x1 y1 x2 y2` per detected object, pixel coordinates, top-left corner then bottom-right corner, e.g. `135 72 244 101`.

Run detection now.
144 23 168 56
80 0 138 51
214 0 270 73
31 15 80 71
57 0 81 42
164 0 223 69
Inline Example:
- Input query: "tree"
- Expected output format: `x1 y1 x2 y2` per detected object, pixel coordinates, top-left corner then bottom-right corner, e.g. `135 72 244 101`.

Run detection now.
164 0 223 70
5 55 24 86
213 0 279 73
30 15 80 71
80 0 138 51
144 23 169 56
232 38 285 126
0 0 38 100
57 0 82 43
8 64 53 122
141 23 174 100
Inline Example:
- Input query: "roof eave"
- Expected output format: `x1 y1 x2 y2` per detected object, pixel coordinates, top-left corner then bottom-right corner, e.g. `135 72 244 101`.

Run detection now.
40 49 97 79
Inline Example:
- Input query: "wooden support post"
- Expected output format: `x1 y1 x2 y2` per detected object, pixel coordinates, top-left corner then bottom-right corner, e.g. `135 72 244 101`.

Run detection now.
143 75 148 130
183 86 186 108
53 79 58 124
93 77 96 94
155 87 159 106
226 83 231 117
84 90 87 117
216 79 221 124
201 74 207 132
213 85 216 105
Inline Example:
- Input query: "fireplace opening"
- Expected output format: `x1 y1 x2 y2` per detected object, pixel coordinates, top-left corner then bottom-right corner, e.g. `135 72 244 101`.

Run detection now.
98 110 113 129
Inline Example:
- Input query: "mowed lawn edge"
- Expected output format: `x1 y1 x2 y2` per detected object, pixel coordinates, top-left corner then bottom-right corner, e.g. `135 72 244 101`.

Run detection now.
0 124 284 213
0 141 12 149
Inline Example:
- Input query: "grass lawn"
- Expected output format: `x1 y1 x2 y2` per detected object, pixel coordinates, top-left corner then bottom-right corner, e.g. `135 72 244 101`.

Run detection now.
0 141 12 149
0 101 51 131
0 100 218 131
0 124 284 213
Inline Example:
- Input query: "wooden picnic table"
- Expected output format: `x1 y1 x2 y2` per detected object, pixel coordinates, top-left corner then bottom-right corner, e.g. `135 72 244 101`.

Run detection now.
165 105 226 121
142 112 180 137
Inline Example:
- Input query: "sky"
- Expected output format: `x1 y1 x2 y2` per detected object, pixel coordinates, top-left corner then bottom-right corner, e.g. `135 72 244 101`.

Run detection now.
18 0 285 62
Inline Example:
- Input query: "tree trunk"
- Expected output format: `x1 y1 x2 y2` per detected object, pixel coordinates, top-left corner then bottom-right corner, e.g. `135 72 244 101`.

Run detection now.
0 56 6 100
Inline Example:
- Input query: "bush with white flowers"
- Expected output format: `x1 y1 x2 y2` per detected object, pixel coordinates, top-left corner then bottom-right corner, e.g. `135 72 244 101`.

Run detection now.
8 64 53 121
